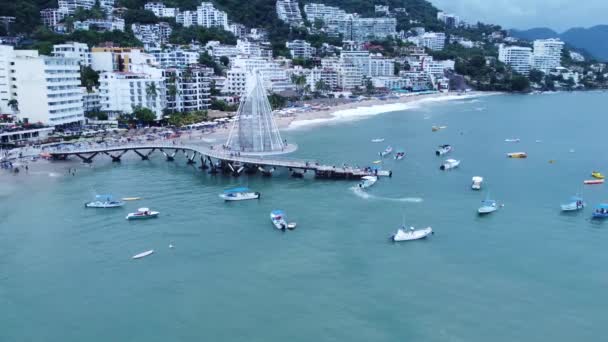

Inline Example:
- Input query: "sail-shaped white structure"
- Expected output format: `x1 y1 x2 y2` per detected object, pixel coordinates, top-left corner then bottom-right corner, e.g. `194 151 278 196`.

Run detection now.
226 72 285 154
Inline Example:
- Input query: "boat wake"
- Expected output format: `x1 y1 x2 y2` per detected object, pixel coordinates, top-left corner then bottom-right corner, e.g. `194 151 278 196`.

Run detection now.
350 187 423 203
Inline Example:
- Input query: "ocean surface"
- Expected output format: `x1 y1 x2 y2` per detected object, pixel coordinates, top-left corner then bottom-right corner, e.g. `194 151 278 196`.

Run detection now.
2 91 608 341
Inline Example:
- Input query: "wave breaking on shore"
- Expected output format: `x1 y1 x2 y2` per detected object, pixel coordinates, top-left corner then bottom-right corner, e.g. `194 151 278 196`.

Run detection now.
286 92 491 131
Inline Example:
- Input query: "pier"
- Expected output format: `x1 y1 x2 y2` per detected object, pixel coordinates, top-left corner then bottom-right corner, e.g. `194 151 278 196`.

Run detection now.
48 143 392 180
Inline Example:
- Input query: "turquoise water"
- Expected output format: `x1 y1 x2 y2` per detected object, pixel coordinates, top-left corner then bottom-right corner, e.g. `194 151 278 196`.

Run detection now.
2 92 608 341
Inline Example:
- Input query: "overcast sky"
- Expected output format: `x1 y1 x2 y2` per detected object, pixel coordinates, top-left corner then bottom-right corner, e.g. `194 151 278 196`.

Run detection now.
430 0 606 31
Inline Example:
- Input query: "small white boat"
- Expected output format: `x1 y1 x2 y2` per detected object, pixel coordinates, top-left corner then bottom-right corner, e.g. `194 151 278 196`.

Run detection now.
379 146 393 157
471 176 483 190
436 144 452 156
392 226 433 242
561 196 585 212
371 138 385 143
505 138 520 143
126 208 160 220
394 151 405 160
478 199 498 215
440 159 460 170
270 210 289 230
85 194 125 208
219 187 260 201
132 249 154 259
358 176 378 189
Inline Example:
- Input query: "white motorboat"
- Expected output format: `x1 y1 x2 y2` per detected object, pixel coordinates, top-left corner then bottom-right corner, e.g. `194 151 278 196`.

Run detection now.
435 144 453 156
371 138 385 143
478 200 498 215
471 176 483 190
560 196 585 212
358 176 378 189
126 208 160 220
505 138 520 143
270 210 294 230
85 194 125 208
379 146 393 157
440 159 460 170
394 151 405 160
219 187 260 201
132 250 154 259
392 226 433 242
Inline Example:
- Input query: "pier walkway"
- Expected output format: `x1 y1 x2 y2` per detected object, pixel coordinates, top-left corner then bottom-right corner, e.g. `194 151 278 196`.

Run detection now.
49 143 392 179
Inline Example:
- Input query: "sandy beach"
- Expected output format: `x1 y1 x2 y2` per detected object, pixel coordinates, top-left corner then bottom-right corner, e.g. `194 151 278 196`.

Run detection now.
202 91 491 141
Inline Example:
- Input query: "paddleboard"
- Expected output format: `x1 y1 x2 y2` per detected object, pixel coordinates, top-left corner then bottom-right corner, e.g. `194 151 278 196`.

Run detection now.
132 249 154 259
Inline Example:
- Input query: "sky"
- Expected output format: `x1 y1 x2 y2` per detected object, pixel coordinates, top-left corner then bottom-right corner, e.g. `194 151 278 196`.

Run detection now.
430 0 607 31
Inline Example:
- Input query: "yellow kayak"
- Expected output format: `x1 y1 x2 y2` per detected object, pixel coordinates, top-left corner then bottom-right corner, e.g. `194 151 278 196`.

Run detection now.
122 197 142 201
592 172 604 179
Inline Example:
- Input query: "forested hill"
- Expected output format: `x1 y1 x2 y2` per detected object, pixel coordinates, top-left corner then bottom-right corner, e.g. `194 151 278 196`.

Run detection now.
1 0 443 35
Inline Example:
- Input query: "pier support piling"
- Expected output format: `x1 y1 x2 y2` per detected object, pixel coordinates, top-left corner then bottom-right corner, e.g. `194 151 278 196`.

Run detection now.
75 152 98 164
133 148 155 160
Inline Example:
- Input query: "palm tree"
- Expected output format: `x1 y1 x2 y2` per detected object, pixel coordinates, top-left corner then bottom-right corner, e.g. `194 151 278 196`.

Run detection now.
145 83 158 108
291 74 307 96
7 99 18 113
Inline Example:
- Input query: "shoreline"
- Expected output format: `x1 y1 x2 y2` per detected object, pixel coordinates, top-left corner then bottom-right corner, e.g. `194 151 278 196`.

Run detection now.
202 91 498 141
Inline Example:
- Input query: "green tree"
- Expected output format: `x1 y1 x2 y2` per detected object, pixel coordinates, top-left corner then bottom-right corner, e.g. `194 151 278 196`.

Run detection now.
198 52 222 75
7 99 18 113
132 106 156 124
529 69 544 84
268 94 287 110
315 80 330 93
81 66 100 91
510 75 530 92
291 74 307 95
219 56 230 67
123 9 158 26
365 78 375 95
210 100 237 112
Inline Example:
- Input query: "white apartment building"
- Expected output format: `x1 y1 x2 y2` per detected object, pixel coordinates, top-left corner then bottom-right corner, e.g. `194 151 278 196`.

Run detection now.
147 48 199 68
303 3 347 22
226 68 247 95
176 11 197 27
132 23 173 48
0 45 84 126
52 42 91 67
58 0 114 14
372 76 411 90
276 0 303 26
498 44 533 75
321 57 340 70
419 32 446 51
305 67 338 90
197 2 228 30
437 12 460 27
236 39 263 57
375 5 390 15
422 60 446 77
340 50 371 76
286 40 316 59
165 67 212 113
338 63 363 90
229 23 248 38
207 43 239 59
40 8 68 29
369 56 394 77
82 88 101 112
144 2 179 17
227 57 292 94
99 71 166 119
533 39 564 73
74 18 125 32
341 17 397 42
